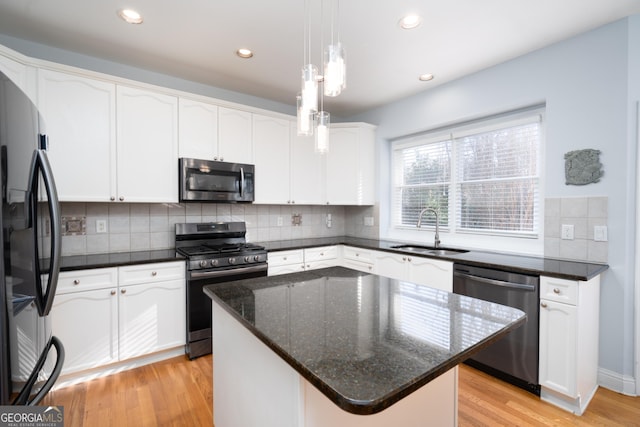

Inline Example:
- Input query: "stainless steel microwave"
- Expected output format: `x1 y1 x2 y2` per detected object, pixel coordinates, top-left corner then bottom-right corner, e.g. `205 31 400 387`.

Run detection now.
179 158 255 203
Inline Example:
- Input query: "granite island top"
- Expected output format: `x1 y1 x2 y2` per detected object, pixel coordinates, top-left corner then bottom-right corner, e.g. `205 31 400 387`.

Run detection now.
259 236 609 281
204 266 526 415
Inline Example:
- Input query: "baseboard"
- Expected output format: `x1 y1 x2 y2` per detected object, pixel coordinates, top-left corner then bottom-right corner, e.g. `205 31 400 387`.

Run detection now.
53 346 185 390
598 367 637 396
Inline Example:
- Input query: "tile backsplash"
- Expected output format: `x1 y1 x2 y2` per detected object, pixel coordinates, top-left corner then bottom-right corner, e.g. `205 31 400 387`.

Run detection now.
59 202 378 256
544 196 608 263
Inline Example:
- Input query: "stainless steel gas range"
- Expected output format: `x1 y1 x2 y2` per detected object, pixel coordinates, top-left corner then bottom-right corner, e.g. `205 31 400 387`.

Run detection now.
175 222 267 359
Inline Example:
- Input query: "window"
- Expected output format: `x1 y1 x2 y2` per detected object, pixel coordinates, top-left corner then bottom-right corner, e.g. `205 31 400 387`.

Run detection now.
392 109 543 238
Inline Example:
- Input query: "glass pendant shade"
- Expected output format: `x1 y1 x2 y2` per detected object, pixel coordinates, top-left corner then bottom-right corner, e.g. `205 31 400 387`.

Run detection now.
301 64 319 113
296 94 314 136
324 42 346 97
315 111 330 153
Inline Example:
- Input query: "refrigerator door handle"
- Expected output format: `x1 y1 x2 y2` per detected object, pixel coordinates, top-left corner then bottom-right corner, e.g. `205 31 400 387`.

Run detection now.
12 336 65 406
28 148 62 316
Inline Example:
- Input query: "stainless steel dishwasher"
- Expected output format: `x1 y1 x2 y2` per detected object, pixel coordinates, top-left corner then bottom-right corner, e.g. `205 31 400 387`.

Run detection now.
453 264 541 395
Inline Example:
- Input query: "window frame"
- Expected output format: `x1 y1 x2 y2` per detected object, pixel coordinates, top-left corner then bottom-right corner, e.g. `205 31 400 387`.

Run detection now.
390 108 545 245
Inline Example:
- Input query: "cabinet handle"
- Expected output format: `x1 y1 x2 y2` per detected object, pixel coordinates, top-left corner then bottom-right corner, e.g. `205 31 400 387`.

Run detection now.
121 289 126 294
151 271 157 276
73 279 80 285
119 196 124 202
111 290 116 296
110 196 116 201
540 302 547 308
553 288 560 294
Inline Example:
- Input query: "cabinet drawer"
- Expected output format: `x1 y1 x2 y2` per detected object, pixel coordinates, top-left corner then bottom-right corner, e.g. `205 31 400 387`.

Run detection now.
540 276 578 305
268 250 304 267
56 268 118 294
304 246 338 262
341 246 374 264
119 261 185 286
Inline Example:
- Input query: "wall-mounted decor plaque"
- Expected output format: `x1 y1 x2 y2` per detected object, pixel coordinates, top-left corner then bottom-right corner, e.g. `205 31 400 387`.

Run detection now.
564 149 603 185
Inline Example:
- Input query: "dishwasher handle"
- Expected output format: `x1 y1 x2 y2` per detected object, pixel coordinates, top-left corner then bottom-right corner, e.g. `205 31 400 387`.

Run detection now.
454 271 536 291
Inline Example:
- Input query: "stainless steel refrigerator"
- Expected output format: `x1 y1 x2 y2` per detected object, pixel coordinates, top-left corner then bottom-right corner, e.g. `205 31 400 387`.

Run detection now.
0 70 64 405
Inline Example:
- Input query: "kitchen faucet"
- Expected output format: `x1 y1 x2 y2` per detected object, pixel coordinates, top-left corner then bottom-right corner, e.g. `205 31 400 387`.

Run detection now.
417 208 441 248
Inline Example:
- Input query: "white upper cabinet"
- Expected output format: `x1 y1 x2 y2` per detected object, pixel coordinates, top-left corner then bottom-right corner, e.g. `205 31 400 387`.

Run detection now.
290 124 324 205
37 68 117 202
0 51 36 102
217 106 253 163
325 123 376 205
116 85 178 203
253 114 291 204
178 97 218 160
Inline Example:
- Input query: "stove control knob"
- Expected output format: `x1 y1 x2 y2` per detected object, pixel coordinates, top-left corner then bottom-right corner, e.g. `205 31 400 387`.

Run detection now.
254 255 260 262
244 256 251 262
228 257 236 265
199 260 208 268
211 259 219 267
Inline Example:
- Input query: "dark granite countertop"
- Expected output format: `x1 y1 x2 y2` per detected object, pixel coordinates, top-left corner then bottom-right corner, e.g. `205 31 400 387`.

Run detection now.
204 266 526 415
60 249 183 271
259 236 608 281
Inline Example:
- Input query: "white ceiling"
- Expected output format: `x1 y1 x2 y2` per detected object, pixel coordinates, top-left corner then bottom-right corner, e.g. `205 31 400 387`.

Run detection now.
0 0 639 116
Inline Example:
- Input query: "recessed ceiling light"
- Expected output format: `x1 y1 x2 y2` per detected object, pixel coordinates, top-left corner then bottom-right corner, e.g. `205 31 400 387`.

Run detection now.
236 48 254 59
399 14 422 30
118 9 143 24
419 73 434 82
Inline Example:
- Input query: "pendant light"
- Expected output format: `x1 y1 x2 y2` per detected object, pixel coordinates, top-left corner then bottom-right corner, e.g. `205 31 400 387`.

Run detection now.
296 0 345 153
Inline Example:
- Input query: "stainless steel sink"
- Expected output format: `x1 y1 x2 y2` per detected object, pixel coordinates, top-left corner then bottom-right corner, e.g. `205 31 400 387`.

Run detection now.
390 244 468 256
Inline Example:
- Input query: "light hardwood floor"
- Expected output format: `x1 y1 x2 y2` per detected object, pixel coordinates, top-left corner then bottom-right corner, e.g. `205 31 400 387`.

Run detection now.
43 355 639 426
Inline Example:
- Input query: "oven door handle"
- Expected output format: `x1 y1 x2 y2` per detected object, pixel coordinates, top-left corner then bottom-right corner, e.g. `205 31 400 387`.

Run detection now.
190 264 267 280
453 271 536 291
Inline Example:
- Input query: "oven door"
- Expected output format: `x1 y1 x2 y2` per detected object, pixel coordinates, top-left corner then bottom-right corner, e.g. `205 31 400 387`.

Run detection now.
186 263 267 359
179 158 254 203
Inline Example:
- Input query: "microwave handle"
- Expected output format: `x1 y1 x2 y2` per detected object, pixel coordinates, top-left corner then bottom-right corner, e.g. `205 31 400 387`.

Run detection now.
240 167 245 197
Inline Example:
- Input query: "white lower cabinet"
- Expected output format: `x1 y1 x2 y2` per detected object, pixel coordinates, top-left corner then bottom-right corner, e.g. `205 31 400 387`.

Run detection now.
374 250 453 292
304 246 339 270
267 249 306 276
538 275 600 415
51 261 186 376
339 245 375 273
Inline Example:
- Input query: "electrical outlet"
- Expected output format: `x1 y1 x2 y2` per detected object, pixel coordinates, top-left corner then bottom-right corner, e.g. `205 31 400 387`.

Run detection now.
96 219 107 234
561 224 574 240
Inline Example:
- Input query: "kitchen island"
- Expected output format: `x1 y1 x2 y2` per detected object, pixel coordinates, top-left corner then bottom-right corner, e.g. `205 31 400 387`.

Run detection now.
204 267 526 427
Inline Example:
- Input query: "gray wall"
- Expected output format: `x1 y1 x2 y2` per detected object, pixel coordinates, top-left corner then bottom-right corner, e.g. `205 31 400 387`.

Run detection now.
348 17 637 383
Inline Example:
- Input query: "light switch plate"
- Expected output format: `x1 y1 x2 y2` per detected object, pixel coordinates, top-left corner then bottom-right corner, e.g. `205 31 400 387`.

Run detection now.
594 225 608 242
561 224 574 240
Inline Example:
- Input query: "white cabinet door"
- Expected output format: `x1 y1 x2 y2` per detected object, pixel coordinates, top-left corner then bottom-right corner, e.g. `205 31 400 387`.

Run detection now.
178 97 218 160
290 122 324 205
407 257 453 292
375 252 408 281
51 288 118 374
539 299 578 397
325 124 375 205
0 52 36 101
118 278 186 360
116 85 178 203
38 69 116 201
218 106 252 163
253 115 291 204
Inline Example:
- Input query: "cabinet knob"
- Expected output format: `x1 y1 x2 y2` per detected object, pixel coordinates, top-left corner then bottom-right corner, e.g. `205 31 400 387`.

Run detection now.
73 279 80 285
214 156 218 161
220 157 224 161
283 257 287 261
541 302 547 308
291 200 295 204
111 290 116 296
121 289 126 294
407 257 412 262
151 271 157 276
320 252 324 256
402 257 407 261
119 196 125 202
110 196 116 201
355 253 359 257
553 288 560 294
